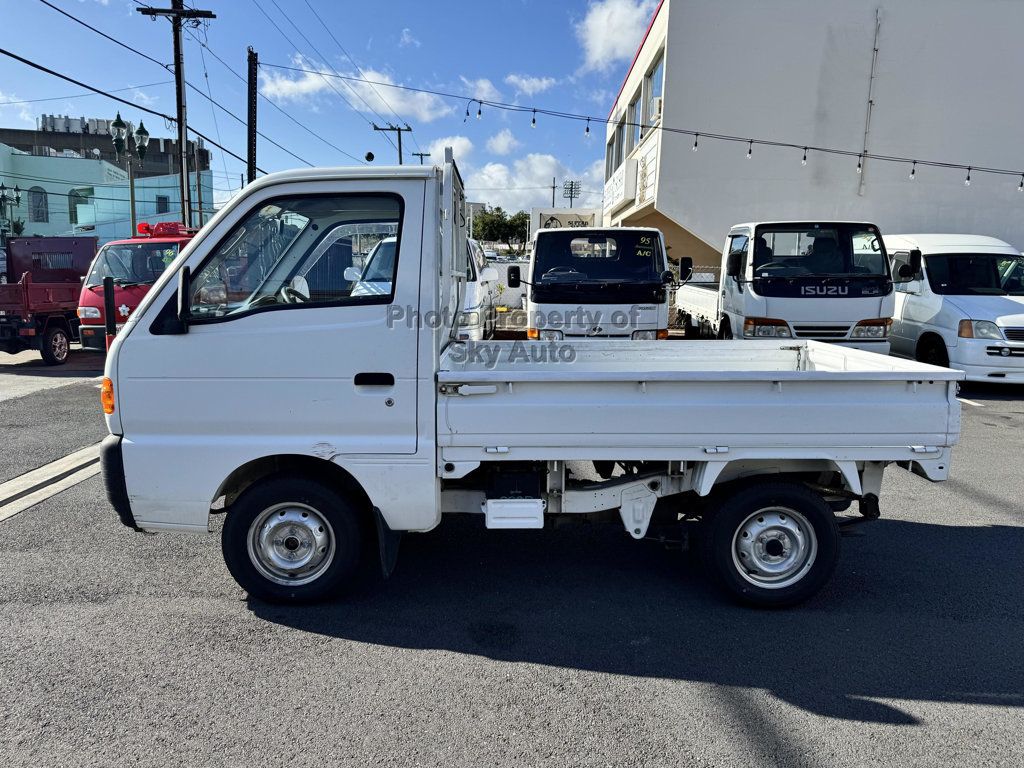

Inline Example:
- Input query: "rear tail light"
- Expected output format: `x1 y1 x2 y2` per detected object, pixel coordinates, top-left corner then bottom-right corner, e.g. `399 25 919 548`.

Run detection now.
526 328 539 340
656 329 669 340
101 377 115 415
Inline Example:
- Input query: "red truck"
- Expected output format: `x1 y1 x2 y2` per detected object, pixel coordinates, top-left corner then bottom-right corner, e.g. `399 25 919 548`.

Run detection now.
0 236 97 365
77 221 196 352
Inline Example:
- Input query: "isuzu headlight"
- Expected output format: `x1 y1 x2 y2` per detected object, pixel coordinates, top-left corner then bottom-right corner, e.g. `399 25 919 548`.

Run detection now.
77 306 101 319
958 319 1003 340
458 309 480 327
631 330 657 340
538 329 564 341
743 318 791 338
852 318 892 338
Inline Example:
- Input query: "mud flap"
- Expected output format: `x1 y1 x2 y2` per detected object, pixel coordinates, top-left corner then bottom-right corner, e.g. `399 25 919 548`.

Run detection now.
374 507 402 578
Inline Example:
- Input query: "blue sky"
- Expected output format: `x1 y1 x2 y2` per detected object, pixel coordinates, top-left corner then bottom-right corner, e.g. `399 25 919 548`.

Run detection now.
0 0 659 211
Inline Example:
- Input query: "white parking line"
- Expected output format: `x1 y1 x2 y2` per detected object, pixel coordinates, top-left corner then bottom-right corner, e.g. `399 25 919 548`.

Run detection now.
958 397 984 407
0 443 101 523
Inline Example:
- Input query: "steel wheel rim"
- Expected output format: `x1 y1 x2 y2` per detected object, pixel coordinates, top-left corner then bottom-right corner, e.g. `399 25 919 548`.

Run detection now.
247 502 335 586
731 506 817 589
51 331 68 360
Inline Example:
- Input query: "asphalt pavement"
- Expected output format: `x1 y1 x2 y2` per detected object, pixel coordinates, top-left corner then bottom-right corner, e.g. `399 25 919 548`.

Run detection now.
0 352 1021 767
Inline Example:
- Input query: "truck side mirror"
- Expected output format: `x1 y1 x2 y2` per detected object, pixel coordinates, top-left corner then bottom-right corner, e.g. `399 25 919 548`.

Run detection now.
897 263 915 279
506 265 521 288
676 257 693 282
176 266 191 332
908 249 923 275
726 252 742 278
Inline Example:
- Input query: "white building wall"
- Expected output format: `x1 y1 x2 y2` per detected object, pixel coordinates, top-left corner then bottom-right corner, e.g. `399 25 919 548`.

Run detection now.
609 0 1024 258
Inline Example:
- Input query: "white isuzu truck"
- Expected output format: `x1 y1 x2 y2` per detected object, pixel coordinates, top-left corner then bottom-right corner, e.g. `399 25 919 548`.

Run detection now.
676 222 896 352
517 227 678 340
100 155 962 608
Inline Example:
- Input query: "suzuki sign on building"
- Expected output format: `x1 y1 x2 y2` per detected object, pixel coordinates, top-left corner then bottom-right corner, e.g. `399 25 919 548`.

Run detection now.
529 208 602 237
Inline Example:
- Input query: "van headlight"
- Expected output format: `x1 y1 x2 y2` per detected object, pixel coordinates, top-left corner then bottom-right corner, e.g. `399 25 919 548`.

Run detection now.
458 309 480 327
958 319 1003 340
743 318 791 338
77 306 101 319
852 318 892 338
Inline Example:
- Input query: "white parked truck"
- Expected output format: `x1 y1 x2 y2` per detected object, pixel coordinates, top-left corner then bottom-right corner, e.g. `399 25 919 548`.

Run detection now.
100 155 962 608
515 227 678 340
676 222 896 352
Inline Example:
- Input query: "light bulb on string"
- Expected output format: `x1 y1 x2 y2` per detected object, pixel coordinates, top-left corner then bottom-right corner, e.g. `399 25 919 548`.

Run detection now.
531 109 536 128
746 140 752 159
476 101 482 120
1018 174 1023 192
584 118 590 137
856 155 863 174
909 161 916 181
464 102 470 121
964 167 972 186
692 133 699 152
801 147 808 166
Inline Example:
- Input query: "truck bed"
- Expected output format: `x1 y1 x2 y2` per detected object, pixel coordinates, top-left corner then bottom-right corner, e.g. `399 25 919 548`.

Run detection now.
438 340 962 468
675 281 720 322
0 280 81 314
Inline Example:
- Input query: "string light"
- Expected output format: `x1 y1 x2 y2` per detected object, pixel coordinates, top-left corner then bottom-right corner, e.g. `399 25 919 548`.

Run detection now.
464 102 470 121
909 161 916 181
856 155 863 174
692 133 699 152
801 147 808 166
584 118 590 137
1018 174 1023 192
531 109 536 128
746 140 752 159
964 166 971 186
476 100 482 120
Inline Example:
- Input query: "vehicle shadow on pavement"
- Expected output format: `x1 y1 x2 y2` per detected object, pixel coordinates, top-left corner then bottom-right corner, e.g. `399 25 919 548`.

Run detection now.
959 382 1024 401
248 516 1024 724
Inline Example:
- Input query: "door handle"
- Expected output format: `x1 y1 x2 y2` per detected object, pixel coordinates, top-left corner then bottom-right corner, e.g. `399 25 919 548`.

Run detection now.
354 372 395 386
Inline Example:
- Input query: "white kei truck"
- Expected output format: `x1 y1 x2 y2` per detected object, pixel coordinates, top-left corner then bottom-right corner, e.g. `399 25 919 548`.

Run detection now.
676 222 899 352
100 152 963 608
517 227 679 341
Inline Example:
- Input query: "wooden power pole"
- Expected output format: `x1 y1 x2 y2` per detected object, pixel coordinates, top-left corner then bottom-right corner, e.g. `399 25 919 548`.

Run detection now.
373 124 412 164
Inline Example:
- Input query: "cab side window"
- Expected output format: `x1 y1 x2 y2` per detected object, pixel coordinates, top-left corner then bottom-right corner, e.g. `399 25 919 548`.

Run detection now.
189 194 401 320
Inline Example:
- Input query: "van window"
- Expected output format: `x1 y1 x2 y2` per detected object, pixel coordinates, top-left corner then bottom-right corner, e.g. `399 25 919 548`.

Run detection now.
189 194 401 319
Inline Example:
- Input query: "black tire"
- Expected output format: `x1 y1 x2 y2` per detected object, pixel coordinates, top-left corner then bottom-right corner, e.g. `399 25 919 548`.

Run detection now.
700 482 840 608
222 476 363 603
916 336 949 368
40 325 70 365
717 320 733 340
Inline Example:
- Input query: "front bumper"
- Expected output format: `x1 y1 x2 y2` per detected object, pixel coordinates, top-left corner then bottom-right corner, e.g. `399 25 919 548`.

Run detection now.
833 339 891 355
79 323 125 351
101 434 141 531
951 339 1024 382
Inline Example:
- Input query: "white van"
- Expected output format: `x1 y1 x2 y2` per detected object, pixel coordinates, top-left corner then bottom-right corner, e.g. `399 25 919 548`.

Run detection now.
886 234 1024 382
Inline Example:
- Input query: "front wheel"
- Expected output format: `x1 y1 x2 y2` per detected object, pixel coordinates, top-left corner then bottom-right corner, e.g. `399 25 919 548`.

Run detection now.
40 325 70 365
701 482 840 608
222 476 363 603
916 336 949 368
717 320 733 340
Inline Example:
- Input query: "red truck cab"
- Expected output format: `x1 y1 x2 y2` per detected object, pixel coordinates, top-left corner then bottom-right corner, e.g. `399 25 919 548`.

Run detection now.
77 221 196 351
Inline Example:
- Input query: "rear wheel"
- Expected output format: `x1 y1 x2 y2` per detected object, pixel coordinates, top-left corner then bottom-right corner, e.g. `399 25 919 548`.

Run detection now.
40 325 70 365
916 336 949 368
222 476 363 603
701 482 840 608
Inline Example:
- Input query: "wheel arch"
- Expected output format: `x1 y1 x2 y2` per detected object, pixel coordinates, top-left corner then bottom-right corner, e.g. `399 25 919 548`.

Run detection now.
697 458 865 497
916 330 948 357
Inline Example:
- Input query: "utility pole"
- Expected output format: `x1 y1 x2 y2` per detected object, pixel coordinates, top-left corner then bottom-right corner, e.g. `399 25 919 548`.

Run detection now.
137 1 216 227
373 123 412 164
550 177 556 207
246 46 258 184
411 151 430 165
193 141 203 225
563 180 581 209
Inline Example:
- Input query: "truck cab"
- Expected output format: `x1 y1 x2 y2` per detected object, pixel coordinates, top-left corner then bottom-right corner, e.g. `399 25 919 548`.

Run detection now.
77 222 195 351
521 227 672 340
886 233 1024 382
677 222 895 352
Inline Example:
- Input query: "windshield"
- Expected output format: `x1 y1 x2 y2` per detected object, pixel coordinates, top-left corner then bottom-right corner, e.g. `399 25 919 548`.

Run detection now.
925 253 1024 295
361 239 397 282
751 223 891 298
86 241 179 286
533 230 664 284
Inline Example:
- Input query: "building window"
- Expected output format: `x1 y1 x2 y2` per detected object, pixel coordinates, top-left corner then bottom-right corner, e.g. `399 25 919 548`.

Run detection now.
630 94 642 150
156 195 170 214
645 52 665 125
614 120 625 168
28 187 48 223
68 188 92 226
605 138 616 181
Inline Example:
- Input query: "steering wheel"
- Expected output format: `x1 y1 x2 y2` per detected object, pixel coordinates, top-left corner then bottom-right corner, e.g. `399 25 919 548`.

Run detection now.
280 285 308 304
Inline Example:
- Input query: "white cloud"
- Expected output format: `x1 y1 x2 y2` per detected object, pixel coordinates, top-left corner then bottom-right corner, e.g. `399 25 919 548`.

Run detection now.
259 56 452 123
576 0 657 73
486 128 520 156
504 73 557 97
465 153 603 212
0 91 33 126
131 88 157 107
425 135 474 166
399 28 420 48
459 76 501 102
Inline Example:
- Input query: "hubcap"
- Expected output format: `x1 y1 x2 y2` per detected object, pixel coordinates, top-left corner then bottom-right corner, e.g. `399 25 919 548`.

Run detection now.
731 506 817 589
52 332 68 360
247 502 335 586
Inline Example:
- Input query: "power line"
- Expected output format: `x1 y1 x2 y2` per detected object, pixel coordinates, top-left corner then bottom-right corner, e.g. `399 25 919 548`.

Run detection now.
35 0 170 71
0 168 237 192
196 35 233 184
262 61 1024 183
0 80 174 106
0 46 263 172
